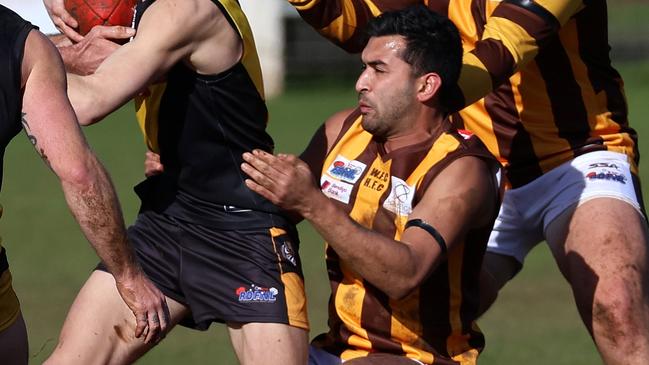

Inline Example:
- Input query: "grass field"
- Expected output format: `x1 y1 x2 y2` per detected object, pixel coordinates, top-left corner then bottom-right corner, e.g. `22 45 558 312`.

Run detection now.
2 59 648 364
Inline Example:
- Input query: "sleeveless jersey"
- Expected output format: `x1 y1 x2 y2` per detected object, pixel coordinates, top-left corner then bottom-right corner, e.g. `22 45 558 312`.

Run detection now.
312 109 499 364
288 0 637 188
0 6 37 256
132 0 284 227
0 6 35 187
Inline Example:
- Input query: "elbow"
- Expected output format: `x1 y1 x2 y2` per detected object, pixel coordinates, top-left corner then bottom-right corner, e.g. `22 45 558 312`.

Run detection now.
73 102 100 126
56 155 99 189
385 277 422 301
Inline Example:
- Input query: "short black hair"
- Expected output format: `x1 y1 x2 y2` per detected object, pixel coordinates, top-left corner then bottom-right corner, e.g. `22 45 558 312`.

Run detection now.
366 5 462 108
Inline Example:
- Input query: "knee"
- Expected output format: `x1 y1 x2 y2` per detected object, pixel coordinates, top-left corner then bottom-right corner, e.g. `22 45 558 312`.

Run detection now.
590 272 649 337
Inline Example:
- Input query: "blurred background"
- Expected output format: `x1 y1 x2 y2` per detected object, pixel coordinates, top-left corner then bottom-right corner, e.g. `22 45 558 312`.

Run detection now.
0 0 648 363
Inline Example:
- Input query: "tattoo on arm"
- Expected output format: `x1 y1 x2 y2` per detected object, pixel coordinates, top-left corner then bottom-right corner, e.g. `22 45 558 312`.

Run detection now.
21 112 50 166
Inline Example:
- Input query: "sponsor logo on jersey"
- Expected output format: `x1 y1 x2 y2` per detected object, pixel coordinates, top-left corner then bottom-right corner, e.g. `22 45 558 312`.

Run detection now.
383 176 415 216
321 176 354 204
326 156 367 183
281 240 297 266
236 284 278 303
586 171 627 184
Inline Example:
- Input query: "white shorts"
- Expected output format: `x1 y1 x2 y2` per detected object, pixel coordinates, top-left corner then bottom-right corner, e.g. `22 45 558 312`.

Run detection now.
487 151 645 263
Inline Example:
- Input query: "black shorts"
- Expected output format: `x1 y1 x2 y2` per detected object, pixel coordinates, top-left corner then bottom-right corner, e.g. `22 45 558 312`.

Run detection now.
99 211 308 331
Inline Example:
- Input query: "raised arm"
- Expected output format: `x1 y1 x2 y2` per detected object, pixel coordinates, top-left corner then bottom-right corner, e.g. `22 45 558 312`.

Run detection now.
20 29 168 343
242 149 497 300
67 0 225 125
288 0 583 108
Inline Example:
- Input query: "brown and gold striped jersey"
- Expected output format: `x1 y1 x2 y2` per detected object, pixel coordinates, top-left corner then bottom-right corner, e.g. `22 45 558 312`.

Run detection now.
288 0 637 187
311 109 499 364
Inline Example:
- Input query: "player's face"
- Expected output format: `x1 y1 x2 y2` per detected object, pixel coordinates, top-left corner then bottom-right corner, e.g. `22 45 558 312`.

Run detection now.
356 35 418 138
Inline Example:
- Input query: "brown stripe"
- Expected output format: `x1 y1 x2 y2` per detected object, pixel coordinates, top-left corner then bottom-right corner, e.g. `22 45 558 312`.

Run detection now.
322 246 348 353
534 35 593 160
492 2 555 45
420 262 452 356
471 0 488 39
427 0 450 17
372 0 419 11
485 83 543 187
361 282 405 354
297 1 342 30
450 112 466 130
471 39 516 88
574 3 639 164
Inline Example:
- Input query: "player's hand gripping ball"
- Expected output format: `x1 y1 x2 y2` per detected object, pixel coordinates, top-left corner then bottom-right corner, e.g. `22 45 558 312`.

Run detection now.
64 0 137 37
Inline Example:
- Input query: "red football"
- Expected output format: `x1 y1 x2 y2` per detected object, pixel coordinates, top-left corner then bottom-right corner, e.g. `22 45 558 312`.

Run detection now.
64 0 137 36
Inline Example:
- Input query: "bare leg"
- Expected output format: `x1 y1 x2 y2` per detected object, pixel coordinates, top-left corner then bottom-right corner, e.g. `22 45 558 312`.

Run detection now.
228 322 308 365
546 198 649 365
45 270 189 365
0 312 28 365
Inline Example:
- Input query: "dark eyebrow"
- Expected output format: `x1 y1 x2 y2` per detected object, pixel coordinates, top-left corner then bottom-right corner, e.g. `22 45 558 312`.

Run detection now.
366 60 386 69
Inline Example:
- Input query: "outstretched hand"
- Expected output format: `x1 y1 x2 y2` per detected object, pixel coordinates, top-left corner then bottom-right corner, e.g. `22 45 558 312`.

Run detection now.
241 149 320 216
114 270 170 344
61 25 135 75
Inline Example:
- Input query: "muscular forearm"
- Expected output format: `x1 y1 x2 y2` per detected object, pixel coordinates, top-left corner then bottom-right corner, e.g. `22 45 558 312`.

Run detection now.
60 154 139 278
303 193 425 299
66 73 107 125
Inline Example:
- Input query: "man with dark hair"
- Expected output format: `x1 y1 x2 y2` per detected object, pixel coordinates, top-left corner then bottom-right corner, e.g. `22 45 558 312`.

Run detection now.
243 6 500 364
0 5 167 365
283 1 649 363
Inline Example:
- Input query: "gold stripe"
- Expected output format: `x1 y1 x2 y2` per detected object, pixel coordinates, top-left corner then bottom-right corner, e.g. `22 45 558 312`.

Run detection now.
535 0 585 27
448 0 478 48
134 82 167 152
321 117 373 176
336 155 393 351
409 133 460 190
217 0 265 99
482 17 538 69
281 272 309 330
287 0 321 11
457 100 503 163
458 53 492 109
334 261 373 350
270 227 309 330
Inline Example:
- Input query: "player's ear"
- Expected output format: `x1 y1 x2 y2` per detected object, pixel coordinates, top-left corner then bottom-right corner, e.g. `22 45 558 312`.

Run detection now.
416 73 441 102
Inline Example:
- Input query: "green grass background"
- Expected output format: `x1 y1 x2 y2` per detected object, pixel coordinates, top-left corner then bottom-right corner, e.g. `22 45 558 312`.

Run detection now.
4 5 649 363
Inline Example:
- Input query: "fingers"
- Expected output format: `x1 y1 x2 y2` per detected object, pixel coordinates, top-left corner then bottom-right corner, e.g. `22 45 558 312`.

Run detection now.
134 312 147 339
144 312 161 344
243 173 281 204
144 151 164 177
54 20 84 43
89 25 136 40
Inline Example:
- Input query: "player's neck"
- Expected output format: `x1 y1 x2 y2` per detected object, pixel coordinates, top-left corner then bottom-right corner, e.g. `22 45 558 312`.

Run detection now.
383 108 446 153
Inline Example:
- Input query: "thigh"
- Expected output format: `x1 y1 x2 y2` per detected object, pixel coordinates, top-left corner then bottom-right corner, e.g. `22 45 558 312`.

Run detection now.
0 311 27 365
546 197 649 327
227 321 308 365
45 270 189 365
